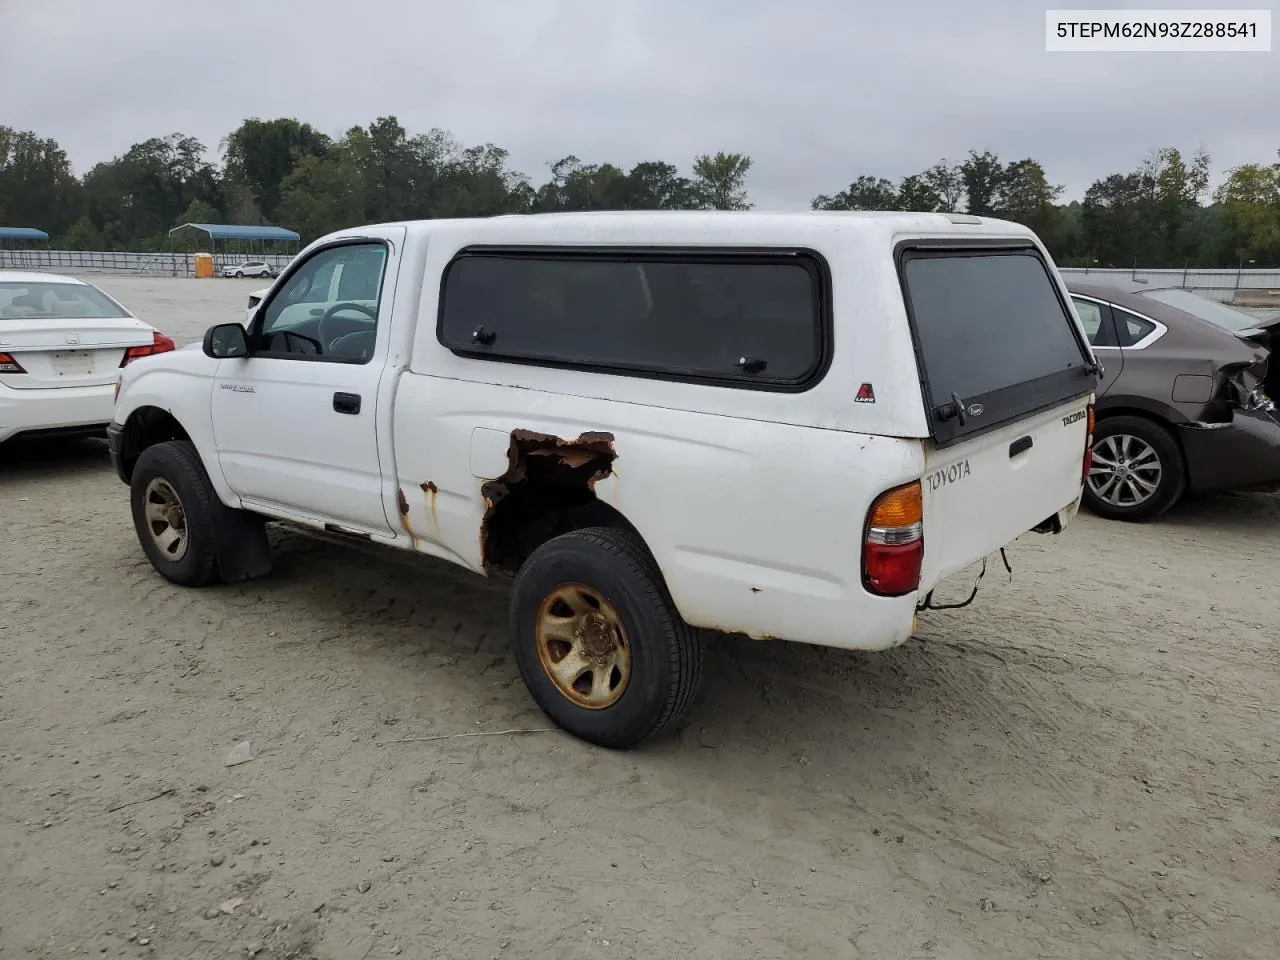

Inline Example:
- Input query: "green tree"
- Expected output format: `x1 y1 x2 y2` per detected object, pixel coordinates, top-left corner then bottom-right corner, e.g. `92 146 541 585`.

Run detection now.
1141 146 1212 262
691 152 752 210
622 161 697 209
431 138 533 217
0 127 83 236
812 175 899 211
897 174 942 212
533 157 699 212
343 117 431 223
1081 172 1150 266
994 158 1063 239
57 216 105 250
223 118 331 222
275 151 365 241
923 160 964 212
533 156 623 211
1214 157 1280 264
960 150 1005 216
175 198 220 227
82 134 221 244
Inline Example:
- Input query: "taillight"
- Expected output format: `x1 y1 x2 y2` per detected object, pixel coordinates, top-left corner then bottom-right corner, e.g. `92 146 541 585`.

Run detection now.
862 480 924 597
120 332 177 367
1082 403 1096 483
0 352 26 374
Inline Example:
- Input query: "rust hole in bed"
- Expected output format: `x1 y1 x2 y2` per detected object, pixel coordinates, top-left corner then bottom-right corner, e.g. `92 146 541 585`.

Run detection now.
479 430 617 574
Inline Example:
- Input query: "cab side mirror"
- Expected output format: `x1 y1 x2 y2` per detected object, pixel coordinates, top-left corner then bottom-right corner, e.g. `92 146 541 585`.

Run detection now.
203 322 249 359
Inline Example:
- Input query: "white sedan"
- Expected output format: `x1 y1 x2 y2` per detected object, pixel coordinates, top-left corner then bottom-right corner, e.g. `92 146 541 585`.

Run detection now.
0 271 175 447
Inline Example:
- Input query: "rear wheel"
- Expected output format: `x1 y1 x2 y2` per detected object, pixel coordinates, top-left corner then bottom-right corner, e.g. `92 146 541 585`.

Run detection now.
1084 415 1186 521
509 526 703 749
130 441 223 585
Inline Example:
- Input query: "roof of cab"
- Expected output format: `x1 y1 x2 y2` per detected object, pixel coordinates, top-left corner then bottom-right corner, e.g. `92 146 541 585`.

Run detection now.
354 209 1040 243
0 270 86 285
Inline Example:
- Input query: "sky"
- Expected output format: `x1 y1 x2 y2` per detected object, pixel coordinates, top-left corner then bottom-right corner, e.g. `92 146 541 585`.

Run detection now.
2 0 1276 208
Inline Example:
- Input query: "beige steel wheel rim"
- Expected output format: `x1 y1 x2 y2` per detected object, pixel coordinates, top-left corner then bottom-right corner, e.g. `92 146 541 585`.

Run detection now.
535 583 632 709
143 477 190 562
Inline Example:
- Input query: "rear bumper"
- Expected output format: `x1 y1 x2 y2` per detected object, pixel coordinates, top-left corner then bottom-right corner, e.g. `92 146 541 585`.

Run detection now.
1179 408 1280 493
0 381 115 446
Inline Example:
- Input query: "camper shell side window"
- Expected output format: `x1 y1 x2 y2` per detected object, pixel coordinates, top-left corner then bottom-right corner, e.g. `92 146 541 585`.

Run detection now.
436 246 833 392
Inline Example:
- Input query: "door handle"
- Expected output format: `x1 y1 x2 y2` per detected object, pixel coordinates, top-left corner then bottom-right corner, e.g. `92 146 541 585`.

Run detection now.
1009 435 1033 457
333 392 361 415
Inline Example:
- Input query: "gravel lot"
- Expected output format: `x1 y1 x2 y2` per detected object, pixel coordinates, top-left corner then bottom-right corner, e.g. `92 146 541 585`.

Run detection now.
2 276 1279 960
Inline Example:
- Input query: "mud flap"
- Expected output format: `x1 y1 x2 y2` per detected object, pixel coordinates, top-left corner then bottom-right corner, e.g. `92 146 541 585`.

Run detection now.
211 500 273 583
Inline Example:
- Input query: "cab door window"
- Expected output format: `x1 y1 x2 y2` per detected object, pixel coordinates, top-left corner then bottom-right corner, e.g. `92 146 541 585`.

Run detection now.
256 243 388 364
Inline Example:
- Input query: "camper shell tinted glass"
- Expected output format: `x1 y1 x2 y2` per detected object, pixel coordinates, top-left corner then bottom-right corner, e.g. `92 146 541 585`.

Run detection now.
897 243 1095 446
437 247 830 390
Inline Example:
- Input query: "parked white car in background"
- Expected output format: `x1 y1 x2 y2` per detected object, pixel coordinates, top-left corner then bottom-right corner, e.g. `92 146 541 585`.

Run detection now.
222 260 276 279
245 286 271 322
0 271 175 447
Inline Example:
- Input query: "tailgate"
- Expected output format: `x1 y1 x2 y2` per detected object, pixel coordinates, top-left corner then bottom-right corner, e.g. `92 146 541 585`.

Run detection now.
896 240 1097 588
919 398 1087 587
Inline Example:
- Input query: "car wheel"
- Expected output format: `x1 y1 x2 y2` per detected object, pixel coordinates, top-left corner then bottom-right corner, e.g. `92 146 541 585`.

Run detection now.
130 441 224 586
234 270 243 278
1084 415 1186 521
509 526 703 749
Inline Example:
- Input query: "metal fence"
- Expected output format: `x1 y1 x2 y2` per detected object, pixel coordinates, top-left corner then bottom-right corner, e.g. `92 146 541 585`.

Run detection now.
2 249 1280 303
1057 267 1280 304
0 249 294 277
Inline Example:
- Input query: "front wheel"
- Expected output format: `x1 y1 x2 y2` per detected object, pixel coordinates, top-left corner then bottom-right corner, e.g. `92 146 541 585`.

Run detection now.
1084 415 1186 521
130 441 224 585
234 270 244 278
509 526 703 749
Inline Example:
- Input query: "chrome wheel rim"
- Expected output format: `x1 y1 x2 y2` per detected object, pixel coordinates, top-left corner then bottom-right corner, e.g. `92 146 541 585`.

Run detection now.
536 584 631 710
1088 434 1162 507
143 477 190 561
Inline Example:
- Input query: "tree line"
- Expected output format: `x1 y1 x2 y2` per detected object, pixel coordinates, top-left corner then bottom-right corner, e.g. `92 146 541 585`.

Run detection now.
1 118 1277 268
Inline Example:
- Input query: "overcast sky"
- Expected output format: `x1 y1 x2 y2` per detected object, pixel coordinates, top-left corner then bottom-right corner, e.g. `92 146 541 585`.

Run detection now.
3 0 1276 208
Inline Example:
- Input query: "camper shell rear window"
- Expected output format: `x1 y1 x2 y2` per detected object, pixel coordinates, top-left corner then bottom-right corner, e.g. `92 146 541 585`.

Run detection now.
896 242 1095 447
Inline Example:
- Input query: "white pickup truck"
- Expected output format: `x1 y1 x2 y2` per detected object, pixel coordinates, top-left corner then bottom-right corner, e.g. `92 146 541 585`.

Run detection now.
110 211 1098 747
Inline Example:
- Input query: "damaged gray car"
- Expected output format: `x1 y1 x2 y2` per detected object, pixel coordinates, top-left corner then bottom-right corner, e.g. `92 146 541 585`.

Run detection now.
1066 277 1279 521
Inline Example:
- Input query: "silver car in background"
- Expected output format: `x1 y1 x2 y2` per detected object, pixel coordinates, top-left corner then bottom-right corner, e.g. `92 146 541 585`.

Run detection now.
1066 277 1279 521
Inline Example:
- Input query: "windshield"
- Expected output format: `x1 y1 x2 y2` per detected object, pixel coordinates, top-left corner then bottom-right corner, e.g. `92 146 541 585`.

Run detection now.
1139 287 1260 333
0 282 131 320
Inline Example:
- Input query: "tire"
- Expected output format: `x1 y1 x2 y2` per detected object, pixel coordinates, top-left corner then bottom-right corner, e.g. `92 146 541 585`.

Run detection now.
509 526 703 749
234 270 243 278
1084 415 1186 521
130 441 222 586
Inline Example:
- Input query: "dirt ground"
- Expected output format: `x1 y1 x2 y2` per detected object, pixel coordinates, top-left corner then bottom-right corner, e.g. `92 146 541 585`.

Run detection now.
2 276 1278 960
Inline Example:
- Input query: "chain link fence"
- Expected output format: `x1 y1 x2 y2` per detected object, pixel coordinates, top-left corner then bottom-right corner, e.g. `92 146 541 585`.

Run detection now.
2 248 1279 306
0 249 294 277
1057 266 1280 305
